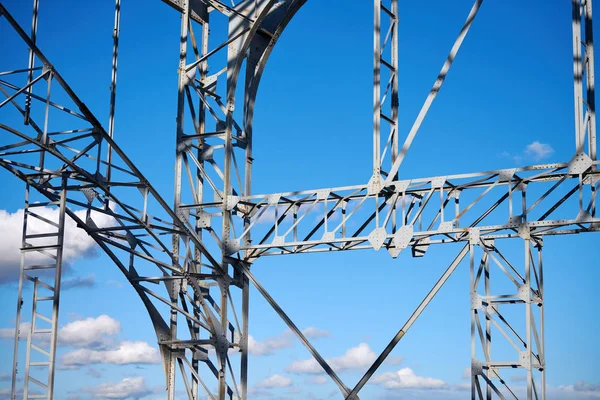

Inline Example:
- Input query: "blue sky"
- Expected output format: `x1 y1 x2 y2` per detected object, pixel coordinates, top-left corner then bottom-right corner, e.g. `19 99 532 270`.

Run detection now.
0 0 599 399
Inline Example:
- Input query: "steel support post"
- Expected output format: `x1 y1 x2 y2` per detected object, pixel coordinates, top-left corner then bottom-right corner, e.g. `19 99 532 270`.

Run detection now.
573 0 597 162
11 177 67 400
105 0 121 186
372 0 381 183
170 0 256 397
169 0 190 397
384 0 483 184
370 0 399 193
191 18 210 400
2 1 599 399
470 233 545 399
23 0 38 125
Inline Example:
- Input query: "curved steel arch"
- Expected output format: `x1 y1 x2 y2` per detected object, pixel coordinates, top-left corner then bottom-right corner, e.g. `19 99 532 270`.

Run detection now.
1 2 350 399
2 0 599 399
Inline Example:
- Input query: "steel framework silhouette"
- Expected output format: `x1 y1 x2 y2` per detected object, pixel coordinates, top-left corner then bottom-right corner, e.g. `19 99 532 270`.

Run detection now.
1 0 598 399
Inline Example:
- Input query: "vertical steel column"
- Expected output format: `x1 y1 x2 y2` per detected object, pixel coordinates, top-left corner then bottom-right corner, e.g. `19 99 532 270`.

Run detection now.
484 245 492 400
171 0 190 398
572 0 597 160
11 176 67 400
372 0 381 183
585 0 597 161
105 0 121 185
389 0 400 232
470 234 545 399
384 0 483 184
10 185 30 400
191 19 210 400
46 176 67 400
573 0 585 154
470 237 476 400
370 0 399 190
23 0 39 125
390 0 399 169
241 13 252 395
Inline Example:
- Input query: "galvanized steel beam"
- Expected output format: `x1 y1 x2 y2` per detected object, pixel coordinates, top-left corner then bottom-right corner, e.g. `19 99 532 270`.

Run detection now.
1 0 598 399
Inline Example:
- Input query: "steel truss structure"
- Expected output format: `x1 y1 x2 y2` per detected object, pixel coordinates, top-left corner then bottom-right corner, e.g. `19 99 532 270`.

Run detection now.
0 0 597 399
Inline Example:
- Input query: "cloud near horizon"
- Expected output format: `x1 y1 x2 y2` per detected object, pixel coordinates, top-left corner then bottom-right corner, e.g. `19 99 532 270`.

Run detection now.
0 207 114 284
286 342 378 374
248 326 331 356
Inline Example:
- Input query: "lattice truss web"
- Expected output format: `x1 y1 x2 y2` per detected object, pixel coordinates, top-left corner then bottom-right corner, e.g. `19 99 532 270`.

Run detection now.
0 3 243 399
0 0 599 399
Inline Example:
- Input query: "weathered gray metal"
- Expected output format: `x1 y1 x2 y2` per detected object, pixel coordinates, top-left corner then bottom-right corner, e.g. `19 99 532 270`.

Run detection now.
0 0 597 399
10 179 67 400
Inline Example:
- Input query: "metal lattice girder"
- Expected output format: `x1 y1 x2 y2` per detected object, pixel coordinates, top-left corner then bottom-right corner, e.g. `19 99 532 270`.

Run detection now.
170 0 290 397
2 0 599 398
231 163 599 258
0 5 244 399
168 0 313 397
469 234 545 400
0 2 352 399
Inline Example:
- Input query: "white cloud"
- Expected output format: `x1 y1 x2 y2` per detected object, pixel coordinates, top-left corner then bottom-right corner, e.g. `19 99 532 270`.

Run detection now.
307 376 328 385
248 333 292 356
0 322 30 340
248 327 330 356
60 341 160 366
301 327 330 339
0 387 41 400
58 315 120 348
1 316 160 370
525 141 554 161
0 207 114 284
371 367 447 389
256 374 293 388
83 377 152 399
350 380 600 400
286 342 377 374
246 387 274 398
106 280 124 289
557 381 600 398
502 141 555 164
454 381 471 391
62 274 96 290
1 315 119 349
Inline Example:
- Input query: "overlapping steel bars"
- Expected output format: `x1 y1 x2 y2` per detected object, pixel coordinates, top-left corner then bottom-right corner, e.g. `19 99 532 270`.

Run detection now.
371 0 399 190
1 0 598 399
11 181 67 400
0 4 233 398
470 236 545 399
573 0 597 160
233 163 599 258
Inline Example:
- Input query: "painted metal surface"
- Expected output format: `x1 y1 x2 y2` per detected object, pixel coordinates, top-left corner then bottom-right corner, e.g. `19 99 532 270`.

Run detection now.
0 0 597 399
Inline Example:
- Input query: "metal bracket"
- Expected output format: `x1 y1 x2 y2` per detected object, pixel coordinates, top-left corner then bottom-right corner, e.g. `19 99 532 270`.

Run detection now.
469 228 480 245
470 293 482 310
392 225 413 249
431 176 446 189
368 227 387 251
225 195 240 211
367 174 384 195
568 152 593 174
223 238 241 255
